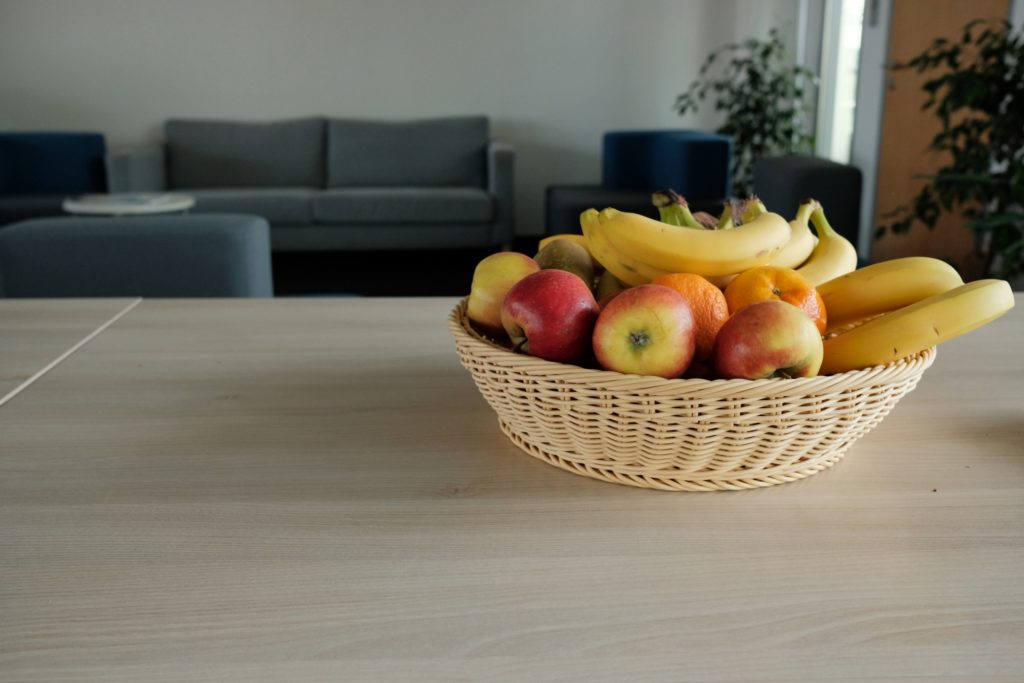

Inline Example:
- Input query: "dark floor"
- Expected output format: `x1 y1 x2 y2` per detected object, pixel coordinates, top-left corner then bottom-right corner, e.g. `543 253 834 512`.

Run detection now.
271 238 539 296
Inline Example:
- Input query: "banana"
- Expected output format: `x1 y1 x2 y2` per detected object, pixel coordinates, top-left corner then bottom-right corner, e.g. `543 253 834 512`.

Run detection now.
580 209 668 286
796 204 859 286
820 279 1014 374
580 210 740 289
538 233 588 252
717 200 737 229
818 257 964 332
739 196 765 224
705 273 737 289
770 201 818 269
595 207 790 277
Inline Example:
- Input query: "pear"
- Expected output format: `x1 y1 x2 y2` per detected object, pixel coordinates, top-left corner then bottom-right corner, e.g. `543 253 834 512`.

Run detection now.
534 238 595 288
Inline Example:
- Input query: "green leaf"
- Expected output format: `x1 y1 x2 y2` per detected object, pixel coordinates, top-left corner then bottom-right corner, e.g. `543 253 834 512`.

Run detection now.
970 212 1024 230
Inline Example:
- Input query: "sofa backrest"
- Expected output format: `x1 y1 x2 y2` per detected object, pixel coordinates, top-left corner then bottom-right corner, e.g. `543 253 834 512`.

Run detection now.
165 118 325 189
0 132 106 195
326 116 488 188
602 130 732 200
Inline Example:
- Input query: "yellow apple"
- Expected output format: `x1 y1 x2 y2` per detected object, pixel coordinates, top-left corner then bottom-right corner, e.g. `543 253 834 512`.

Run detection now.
592 284 696 378
467 252 540 337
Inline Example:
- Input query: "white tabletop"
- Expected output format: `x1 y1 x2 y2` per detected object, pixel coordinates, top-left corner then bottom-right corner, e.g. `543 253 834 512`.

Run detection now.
0 296 1021 681
62 192 195 215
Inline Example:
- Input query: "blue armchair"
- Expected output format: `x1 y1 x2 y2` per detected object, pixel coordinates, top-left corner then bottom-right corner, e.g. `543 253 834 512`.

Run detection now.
0 132 107 226
545 130 732 235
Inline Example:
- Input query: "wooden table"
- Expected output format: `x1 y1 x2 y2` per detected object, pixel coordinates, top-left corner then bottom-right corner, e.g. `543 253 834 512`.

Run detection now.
0 298 138 402
1 296 1022 682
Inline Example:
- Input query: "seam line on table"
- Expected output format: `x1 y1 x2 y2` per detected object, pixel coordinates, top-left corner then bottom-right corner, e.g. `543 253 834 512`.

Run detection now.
0 297 143 409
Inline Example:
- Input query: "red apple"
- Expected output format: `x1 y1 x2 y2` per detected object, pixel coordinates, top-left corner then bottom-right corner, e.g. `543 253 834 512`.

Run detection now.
467 252 540 337
713 300 823 380
592 284 696 378
500 269 599 363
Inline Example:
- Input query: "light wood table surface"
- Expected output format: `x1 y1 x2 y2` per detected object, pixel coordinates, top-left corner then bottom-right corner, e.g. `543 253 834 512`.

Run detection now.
0 298 138 403
1 296 1022 682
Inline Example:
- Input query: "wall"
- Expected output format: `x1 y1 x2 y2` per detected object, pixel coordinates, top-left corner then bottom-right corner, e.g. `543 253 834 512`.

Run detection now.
0 0 801 236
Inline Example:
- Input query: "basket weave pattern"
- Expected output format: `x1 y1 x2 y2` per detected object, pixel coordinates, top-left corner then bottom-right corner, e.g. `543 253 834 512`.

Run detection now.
450 300 935 491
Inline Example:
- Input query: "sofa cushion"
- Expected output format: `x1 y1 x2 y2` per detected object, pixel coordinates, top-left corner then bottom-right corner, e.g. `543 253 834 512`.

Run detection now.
326 117 488 188
271 224 497 252
0 133 106 194
0 194 68 226
166 118 325 189
186 188 315 224
312 188 493 224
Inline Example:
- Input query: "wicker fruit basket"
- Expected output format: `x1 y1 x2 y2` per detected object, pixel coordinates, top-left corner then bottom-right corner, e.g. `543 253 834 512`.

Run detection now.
449 299 936 491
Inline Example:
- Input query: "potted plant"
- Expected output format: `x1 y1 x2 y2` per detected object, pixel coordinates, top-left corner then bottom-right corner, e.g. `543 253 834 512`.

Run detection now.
674 27 816 196
878 19 1024 281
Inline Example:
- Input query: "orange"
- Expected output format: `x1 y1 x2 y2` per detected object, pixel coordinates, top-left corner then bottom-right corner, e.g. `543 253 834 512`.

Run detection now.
724 266 827 334
650 273 730 362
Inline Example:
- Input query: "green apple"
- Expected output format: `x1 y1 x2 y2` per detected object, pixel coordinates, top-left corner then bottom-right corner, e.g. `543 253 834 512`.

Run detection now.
467 252 540 337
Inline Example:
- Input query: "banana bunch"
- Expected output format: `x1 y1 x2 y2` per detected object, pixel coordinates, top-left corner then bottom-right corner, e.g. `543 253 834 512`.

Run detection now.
818 256 964 333
579 197 859 288
820 278 1014 374
581 206 791 282
812 255 1015 372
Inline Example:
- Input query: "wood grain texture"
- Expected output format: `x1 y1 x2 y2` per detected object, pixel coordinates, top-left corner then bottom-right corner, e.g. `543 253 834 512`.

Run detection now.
0 298 138 401
1 297 1022 682
871 0 1010 274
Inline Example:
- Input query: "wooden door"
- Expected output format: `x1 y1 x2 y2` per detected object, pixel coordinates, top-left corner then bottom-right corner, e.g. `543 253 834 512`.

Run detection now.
871 0 1009 276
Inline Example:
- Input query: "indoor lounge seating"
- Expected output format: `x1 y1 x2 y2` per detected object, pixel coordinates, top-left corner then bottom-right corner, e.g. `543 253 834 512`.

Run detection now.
105 116 515 252
0 214 274 297
753 154 863 249
0 132 107 226
544 130 732 234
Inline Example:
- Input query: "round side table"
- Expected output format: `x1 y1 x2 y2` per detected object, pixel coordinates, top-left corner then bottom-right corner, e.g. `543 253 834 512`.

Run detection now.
63 193 195 216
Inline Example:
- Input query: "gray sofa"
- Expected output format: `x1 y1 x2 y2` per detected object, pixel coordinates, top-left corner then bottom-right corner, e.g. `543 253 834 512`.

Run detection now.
106 116 514 251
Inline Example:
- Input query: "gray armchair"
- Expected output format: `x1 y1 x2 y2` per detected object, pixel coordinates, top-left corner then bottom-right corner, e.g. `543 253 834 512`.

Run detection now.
0 214 273 297
753 154 864 259
106 116 515 252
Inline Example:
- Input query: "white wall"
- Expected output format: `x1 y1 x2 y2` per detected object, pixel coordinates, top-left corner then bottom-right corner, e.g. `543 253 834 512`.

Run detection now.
0 0 800 236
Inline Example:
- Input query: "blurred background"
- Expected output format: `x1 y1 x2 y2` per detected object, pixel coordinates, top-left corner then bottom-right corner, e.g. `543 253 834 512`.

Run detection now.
1 0 1021 295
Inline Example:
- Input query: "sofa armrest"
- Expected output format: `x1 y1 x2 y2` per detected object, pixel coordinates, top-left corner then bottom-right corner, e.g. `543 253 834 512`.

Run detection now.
105 145 167 192
487 141 515 247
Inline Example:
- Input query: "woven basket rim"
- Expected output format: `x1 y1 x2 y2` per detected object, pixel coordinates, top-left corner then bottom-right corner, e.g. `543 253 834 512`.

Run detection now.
449 298 935 398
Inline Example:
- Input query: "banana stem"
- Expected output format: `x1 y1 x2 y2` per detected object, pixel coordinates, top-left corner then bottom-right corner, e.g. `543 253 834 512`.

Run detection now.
740 195 768 223
717 201 735 229
809 203 838 239
652 189 703 228
793 200 816 228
